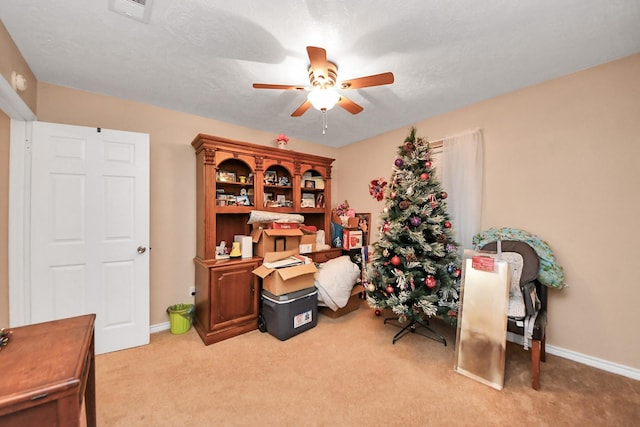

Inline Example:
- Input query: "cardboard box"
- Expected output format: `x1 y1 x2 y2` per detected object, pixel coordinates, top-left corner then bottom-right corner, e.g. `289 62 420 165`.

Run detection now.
319 284 364 318
342 229 363 250
233 235 253 258
252 250 318 295
299 233 317 254
260 287 318 340
251 227 303 257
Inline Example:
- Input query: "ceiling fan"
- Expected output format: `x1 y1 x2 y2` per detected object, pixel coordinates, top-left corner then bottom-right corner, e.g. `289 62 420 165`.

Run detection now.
252 46 394 118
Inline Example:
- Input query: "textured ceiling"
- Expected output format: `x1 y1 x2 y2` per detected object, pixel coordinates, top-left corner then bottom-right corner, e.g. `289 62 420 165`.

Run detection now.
1 1 639 147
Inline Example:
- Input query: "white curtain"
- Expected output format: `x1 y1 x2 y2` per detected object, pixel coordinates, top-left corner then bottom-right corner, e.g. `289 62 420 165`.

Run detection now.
439 129 483 251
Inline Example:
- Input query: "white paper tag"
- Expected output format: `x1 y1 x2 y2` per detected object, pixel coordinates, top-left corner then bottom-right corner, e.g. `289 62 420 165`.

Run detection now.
293 309 313 328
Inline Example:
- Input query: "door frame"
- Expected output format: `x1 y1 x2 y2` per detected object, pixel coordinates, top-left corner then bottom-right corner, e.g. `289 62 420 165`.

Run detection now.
8 118 32 326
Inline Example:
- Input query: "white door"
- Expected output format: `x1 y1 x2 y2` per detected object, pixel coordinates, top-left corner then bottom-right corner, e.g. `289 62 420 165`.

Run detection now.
29 121 149 354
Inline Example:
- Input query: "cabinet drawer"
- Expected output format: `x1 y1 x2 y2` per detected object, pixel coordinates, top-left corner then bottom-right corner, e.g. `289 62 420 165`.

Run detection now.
309 248 342 263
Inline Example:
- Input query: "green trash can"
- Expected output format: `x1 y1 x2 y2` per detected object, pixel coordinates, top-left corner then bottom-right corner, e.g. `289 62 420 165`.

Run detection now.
167 303 194 334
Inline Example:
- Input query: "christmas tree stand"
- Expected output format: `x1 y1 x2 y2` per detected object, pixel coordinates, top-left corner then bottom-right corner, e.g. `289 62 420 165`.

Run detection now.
384 317 447 346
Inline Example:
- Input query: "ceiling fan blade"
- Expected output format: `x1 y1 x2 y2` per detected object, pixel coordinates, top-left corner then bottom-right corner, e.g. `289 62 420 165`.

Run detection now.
291 100 312 117
339 72 395 90
253 83 306 91
307 46 328 83
337 95 364 115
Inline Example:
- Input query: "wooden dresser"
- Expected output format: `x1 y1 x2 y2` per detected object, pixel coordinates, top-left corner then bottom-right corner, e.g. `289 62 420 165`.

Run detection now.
0 314 96 427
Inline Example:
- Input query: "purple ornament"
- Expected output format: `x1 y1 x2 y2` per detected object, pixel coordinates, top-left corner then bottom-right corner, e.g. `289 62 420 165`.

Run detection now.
394 158 404 168
410 216 422 227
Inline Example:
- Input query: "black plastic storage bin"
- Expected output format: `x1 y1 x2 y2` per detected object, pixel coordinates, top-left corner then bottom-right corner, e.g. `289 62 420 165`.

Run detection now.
260 287 318 340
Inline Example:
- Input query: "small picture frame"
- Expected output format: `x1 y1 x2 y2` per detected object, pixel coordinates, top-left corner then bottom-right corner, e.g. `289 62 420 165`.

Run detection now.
236 195 250 206
304 180 315 189
217 170 236 182
315 192 325 208
276 194 286 203
264 171 277 185
355 213 371 245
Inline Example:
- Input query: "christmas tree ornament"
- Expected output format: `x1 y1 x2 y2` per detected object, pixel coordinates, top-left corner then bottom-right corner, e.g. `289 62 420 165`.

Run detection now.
440 191 448 199
410 216 422 227
447 264 455 274
406 186 413 196
383 207 389 213
446 243 457 253
420 172 429 181
404 141 415 152
394 158 404 168
399 200 410 210
391 255 401 266
437 234 447 243
386 285 395 294
454 268 461 277
375 309 381 316
425 160 432 168
382 222 390 233
390 191 397 200
367 283 376 292
426 275 436 288
444 221 452 228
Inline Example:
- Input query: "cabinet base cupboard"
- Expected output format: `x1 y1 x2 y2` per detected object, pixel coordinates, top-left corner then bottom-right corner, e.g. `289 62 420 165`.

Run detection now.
191 134 335 345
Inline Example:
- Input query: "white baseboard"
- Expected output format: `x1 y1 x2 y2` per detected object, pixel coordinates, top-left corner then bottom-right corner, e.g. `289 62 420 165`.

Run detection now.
150 321 170 334
146 322 639 381
547 344 640 381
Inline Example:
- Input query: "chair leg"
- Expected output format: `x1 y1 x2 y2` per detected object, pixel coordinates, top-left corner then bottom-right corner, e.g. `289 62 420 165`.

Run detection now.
540 334 546 363
531 339 541 390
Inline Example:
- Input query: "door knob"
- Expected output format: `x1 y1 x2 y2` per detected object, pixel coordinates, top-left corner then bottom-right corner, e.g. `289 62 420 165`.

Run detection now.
137 246 147 254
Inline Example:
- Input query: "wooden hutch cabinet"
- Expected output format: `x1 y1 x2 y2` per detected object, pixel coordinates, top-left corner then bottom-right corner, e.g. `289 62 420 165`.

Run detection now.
191 134 335 345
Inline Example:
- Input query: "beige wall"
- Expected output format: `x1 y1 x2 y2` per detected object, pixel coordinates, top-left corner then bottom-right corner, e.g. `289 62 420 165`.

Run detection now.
338 53 640 369
34 82 340 327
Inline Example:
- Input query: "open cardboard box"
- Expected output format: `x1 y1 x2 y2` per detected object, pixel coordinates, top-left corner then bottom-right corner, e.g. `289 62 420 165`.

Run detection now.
251 226 303 257
319 284 364 318
252 249 318 296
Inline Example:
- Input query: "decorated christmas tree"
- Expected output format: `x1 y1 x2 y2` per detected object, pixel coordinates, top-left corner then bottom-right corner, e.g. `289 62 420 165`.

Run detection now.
365 127 461 340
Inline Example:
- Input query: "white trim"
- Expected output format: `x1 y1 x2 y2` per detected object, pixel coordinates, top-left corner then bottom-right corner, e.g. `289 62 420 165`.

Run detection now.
547 344 640 381
8 119 33 327
150 321 171 334
0 76 36 121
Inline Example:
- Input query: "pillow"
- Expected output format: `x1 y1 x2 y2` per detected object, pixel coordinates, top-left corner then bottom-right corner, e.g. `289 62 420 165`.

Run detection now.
314 256 360 311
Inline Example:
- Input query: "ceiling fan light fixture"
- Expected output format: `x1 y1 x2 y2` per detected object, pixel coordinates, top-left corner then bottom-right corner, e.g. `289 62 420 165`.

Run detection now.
307 88 340 111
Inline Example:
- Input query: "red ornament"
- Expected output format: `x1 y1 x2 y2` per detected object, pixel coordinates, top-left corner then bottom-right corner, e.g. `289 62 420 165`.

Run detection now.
425 160 432 168
444 221 452 228
375 309 382 316
391 255 401 266
426 275 437 288
386 286 395 294
382 222 390 233
420 172 429 181
454 268 462 278
440 191 448 199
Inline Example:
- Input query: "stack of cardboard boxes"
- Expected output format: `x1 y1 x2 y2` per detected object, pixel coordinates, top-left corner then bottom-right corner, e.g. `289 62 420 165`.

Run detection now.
251 223 319 340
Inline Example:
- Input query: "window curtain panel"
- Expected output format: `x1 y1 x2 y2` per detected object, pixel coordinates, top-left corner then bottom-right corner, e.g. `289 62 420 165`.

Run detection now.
440 129 483 251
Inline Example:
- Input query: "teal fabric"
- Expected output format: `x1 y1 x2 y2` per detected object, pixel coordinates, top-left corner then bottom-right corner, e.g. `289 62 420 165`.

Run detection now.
472 227 567 290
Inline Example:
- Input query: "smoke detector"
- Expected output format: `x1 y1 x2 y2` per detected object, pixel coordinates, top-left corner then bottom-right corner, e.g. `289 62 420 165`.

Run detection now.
108 0 153 23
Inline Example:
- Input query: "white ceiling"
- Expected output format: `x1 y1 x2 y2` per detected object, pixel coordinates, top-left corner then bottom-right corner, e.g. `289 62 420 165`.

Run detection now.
1 1 639 147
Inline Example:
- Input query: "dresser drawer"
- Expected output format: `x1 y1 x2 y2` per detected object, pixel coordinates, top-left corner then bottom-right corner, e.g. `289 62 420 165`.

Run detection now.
308 248 343 263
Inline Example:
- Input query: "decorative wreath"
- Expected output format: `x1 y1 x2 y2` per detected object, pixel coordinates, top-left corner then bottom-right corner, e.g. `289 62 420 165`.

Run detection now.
369 177 387 201
472 227 567 289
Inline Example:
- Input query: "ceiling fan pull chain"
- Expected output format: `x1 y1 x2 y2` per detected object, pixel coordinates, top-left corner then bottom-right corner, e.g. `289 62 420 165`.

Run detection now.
322 109 328 135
